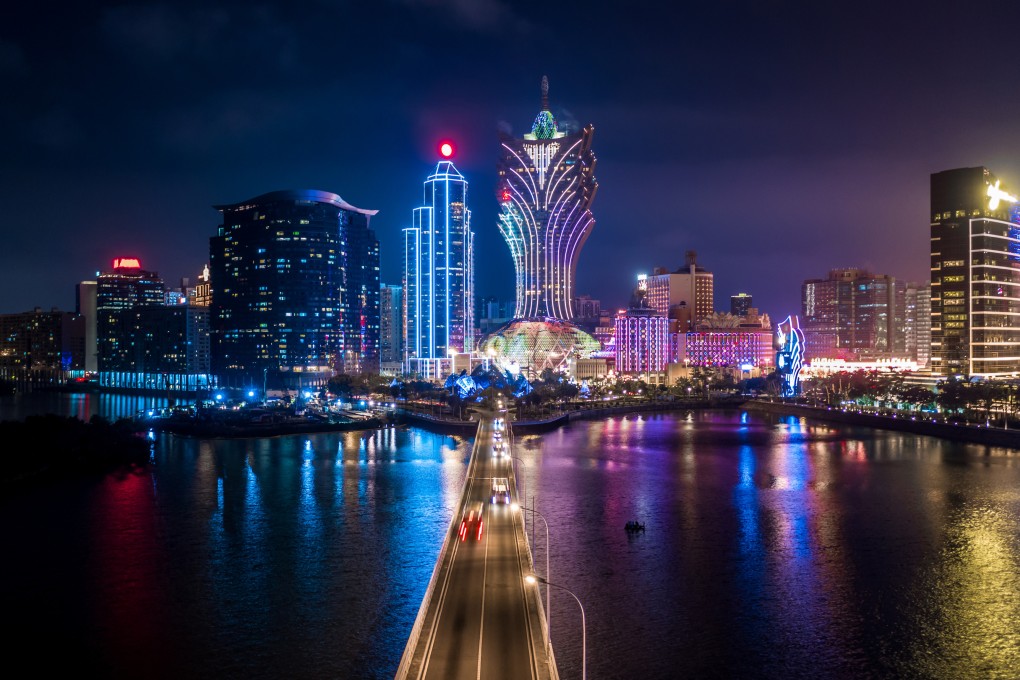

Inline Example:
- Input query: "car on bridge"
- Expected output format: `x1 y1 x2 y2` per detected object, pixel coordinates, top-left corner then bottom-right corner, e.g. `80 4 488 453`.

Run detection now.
491 477 511 504
459 502 484 542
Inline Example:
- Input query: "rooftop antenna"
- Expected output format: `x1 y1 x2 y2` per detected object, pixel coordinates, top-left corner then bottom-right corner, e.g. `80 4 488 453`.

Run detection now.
541 75 549 111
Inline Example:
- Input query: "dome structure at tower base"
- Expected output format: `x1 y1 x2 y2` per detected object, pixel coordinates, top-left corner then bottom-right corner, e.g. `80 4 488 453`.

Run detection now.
477 318 600 378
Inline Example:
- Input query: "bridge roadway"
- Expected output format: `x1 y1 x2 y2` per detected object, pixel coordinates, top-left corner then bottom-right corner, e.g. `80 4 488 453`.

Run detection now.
395 413 558 680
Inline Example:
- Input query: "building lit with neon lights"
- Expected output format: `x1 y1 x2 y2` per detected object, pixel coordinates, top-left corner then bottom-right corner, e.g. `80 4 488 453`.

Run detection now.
210 189 379 387
614 277 670 373
481 77 600 377
497 76 597 320
682 330 775 370
775 315 805 396
930 167 1020 378
403 159 474 377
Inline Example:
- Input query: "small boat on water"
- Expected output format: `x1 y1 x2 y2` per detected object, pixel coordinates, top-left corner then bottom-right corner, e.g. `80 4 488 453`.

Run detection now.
624 521 645 533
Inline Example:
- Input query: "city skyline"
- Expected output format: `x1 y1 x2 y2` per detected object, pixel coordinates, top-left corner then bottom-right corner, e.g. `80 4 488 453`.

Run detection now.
3 1 1020 321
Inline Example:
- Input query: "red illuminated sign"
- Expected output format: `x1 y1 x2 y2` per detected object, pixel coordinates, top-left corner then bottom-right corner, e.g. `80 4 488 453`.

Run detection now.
113 258 141 269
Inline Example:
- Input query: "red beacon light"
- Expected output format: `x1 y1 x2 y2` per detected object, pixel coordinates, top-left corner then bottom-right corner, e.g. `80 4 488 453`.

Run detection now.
439 141 455 158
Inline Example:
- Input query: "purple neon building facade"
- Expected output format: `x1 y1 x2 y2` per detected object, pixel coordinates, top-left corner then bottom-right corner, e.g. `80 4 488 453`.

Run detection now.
496 77 597 321
614 312 670 373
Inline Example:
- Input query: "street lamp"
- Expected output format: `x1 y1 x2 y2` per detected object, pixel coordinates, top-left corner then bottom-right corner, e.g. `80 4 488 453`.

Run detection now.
525 574 586 680
263 367 269 404
514 502 550 645
511 455 534 546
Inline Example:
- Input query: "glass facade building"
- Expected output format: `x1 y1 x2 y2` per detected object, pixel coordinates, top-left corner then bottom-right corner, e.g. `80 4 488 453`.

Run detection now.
930 167 1020 378
96 259 166 371
403 161 474 365
210 190 379 387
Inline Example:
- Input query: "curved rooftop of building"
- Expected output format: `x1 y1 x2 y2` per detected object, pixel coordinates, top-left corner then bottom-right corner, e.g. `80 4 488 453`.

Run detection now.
214 189 378 216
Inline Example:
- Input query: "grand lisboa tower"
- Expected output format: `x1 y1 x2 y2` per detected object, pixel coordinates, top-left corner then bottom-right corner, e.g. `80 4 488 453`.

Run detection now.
479 77 601 376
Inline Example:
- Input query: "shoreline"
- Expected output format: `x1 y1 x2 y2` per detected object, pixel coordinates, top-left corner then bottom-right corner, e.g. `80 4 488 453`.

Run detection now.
744 400 1020 449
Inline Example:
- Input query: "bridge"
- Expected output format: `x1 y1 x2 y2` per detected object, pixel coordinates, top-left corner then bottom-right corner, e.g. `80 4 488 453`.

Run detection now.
395 411 559 680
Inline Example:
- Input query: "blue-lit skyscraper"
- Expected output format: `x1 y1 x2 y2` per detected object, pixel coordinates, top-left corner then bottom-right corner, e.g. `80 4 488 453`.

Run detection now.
403 157 474 375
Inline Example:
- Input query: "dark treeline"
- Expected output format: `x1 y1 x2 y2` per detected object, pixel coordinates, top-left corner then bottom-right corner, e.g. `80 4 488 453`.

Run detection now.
0 414 150 493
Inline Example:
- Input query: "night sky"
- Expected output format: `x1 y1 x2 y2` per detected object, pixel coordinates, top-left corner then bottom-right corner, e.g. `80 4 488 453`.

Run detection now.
3 1 1019 322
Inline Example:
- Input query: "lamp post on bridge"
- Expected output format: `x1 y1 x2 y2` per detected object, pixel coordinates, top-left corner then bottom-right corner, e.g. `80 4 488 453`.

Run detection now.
514 502 550 649
525 574 586 680
511 454 534 547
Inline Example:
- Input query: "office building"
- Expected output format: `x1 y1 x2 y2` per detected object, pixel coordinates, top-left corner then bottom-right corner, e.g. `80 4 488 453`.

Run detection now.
96 258 166 371
99 305 212 391
930 167 1020 378
380 283 403 367
801 268 903 361
404 157 474 375
730 293 753 317
477 297 515 339
210 189 379 387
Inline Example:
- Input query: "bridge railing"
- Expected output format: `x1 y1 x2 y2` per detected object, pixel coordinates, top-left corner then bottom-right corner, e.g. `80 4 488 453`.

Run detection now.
393 418 486 680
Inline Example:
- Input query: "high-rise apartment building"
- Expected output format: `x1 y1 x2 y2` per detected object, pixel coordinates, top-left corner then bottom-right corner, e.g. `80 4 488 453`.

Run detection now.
210 189 379 387
497 76 597 320
403 159 474 371
0 308 85 372
930 167 1020 378
645 251 714 330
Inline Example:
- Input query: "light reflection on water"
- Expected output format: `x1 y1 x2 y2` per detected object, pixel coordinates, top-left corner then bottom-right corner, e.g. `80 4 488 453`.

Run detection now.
515 409 1020 680
4 408 1020 679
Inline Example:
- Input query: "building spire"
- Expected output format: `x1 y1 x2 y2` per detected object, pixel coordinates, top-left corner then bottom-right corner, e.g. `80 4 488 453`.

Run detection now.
541 75 549 111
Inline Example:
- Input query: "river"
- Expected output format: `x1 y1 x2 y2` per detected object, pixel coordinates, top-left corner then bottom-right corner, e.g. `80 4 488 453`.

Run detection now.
3 396 1019 679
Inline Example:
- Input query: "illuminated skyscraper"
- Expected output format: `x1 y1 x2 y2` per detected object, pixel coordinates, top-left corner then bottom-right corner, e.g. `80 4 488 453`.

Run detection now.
480 78 600 377
403 156 474 374
930 167 1020 377
210 190 379 386
96 258 166 371
497 76 597 320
